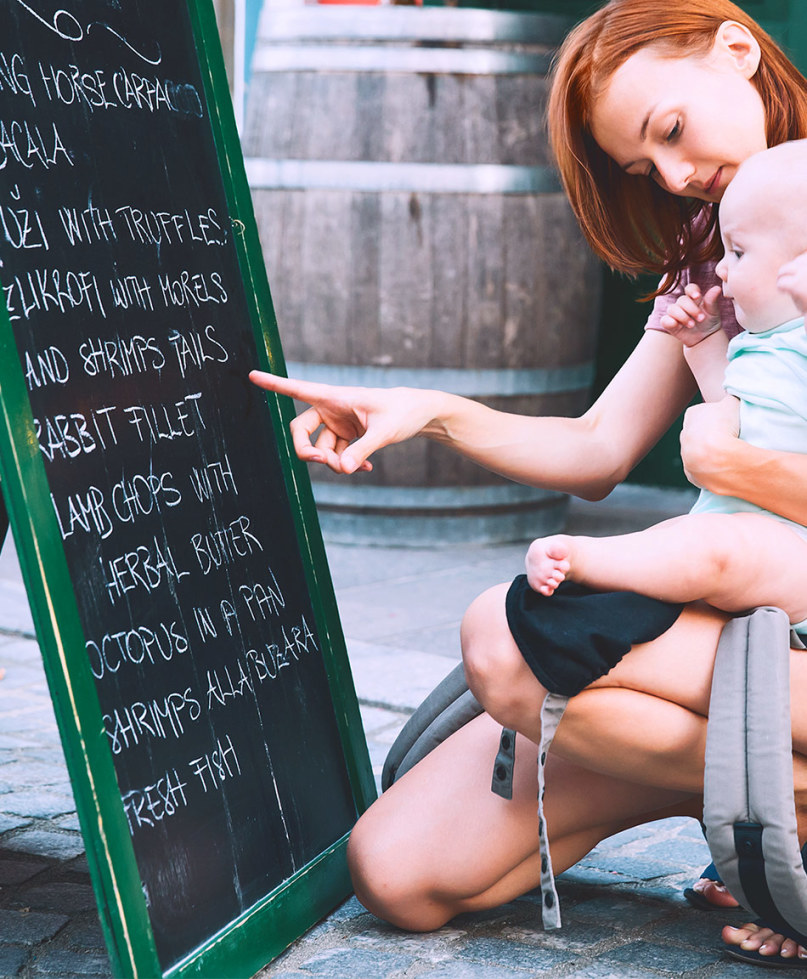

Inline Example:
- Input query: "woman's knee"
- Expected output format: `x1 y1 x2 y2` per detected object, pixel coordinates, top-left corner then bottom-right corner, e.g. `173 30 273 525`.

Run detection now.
460 584 541 724
346 820 404 922
347 810 454 931
461 586 518 699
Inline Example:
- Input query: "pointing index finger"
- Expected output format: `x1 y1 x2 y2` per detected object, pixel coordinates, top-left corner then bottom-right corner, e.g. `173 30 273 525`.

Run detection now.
248 370 324 406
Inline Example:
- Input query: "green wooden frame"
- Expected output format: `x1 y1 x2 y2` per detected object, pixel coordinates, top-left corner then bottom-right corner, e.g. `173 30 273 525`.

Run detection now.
0 1 376 976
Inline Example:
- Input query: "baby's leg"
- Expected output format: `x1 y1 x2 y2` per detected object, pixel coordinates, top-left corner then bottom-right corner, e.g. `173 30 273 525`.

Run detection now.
526 514 807 626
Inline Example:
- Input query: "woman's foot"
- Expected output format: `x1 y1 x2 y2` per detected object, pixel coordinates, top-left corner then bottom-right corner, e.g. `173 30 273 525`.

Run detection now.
525 535 573 596
684 863 740 910
723 921 807 966
687 876 740 909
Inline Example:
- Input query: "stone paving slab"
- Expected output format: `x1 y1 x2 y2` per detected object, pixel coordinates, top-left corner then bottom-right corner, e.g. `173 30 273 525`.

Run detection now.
349 638 458 714
261 821 750 978
0 487 771 979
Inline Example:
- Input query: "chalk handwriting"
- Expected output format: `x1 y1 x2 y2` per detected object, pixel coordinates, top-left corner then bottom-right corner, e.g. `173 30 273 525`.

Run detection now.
189 514 263 576
123 734 246 833
220 599 239 637
0 52 36 106
167 324 229 378
123 392 205 443
0 118 71 171
185 605 320 698
122 768 189 833
101 536 190 605
188 452 237 503
38 62 203 116
3 267 106 321
34 406 117 462
53 202 224 249
0 197 49 250
58 203 116 244
51 485 112 540
238 567 286 622
114 205 225 247
0 0 345 903
160 271 228 309
52 466 183 540
104 686 201 755
109 274 153 312
246 617 318 680
86 619 188 680
192 605 217 642
79 333 165 378
24 344 69 389
111 468 182 524
188 734 241 793
206 660 254 710
10 2 161 66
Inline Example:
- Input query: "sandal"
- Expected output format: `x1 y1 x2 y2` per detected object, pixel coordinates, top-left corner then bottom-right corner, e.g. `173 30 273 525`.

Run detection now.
725 920 807 969
684 862 741 911
721 842 807 966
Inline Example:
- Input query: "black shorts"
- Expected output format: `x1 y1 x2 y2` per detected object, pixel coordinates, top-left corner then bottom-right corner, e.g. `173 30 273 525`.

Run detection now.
505 575 684 697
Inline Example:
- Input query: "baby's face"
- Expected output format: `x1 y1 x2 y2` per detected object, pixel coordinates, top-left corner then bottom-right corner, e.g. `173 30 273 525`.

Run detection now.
715 168 803 332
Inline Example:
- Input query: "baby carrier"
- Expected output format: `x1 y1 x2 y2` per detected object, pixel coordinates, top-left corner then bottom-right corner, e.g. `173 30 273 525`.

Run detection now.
382 607 807 944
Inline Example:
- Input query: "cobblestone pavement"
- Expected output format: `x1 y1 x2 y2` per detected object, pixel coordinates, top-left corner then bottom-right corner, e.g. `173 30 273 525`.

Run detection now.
0 488 777 978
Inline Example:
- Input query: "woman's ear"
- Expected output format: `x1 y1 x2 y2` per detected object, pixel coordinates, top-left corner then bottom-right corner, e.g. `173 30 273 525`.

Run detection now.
712 20 762 78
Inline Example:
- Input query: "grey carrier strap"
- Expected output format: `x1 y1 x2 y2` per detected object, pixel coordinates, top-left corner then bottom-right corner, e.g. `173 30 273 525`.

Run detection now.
703 606 807 945
381 663 483 790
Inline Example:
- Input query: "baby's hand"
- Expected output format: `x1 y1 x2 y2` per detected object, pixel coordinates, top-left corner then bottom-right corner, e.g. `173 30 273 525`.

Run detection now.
659 284 723 347
777 252 807 313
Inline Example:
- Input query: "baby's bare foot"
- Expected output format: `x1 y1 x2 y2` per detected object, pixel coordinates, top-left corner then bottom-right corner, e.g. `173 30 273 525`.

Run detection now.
526 535 573 596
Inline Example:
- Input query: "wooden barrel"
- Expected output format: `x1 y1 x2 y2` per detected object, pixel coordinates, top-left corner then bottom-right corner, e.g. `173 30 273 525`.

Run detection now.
243 6 602 545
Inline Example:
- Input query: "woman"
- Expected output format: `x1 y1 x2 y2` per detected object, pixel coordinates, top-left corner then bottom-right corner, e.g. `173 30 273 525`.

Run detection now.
250 0 807 965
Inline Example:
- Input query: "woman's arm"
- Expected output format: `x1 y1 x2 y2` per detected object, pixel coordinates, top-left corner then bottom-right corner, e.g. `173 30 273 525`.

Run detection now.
427 330 696 499
682 398 807 526
251 329 697 501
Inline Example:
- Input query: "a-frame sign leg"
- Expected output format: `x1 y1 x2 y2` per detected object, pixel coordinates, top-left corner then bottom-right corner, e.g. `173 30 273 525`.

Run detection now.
0 485 8 552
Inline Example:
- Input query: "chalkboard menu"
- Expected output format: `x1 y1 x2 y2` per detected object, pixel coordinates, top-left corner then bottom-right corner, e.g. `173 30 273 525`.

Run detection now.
0 2 374 976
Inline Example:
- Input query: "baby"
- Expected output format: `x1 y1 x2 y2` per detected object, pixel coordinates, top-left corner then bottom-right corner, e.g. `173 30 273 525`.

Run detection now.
527 140 807 635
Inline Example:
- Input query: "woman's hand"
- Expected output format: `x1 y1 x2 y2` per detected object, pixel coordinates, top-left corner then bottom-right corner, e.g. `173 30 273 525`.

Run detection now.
777 251 807 313
249 371 444 474
679 395 740 489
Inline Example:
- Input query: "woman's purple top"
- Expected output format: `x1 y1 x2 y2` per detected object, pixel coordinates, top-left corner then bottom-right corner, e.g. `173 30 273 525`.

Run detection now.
644 258 742 339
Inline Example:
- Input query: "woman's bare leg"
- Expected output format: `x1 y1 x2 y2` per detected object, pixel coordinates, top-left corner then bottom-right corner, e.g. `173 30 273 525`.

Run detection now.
464 584 807 760
352 600 726 931
347 711 700 932
461 583 731 752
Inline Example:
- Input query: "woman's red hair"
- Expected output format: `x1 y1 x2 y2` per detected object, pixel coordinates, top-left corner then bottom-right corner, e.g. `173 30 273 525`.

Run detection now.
548 0 807 291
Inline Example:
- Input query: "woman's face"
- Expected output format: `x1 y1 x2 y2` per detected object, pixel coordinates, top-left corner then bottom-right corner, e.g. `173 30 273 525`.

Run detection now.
589 26 767 203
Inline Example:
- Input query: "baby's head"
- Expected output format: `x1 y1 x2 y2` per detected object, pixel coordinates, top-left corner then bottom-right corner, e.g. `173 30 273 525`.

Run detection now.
716 140 807 332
